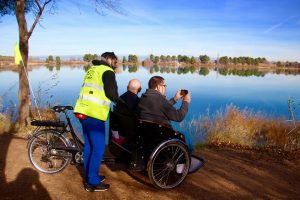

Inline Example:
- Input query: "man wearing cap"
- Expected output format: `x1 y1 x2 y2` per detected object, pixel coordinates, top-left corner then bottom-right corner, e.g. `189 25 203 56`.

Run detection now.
74 52 118 192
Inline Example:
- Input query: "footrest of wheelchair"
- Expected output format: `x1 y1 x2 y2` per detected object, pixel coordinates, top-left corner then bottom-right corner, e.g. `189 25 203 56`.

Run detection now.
188 155 205 174
31 120 65 127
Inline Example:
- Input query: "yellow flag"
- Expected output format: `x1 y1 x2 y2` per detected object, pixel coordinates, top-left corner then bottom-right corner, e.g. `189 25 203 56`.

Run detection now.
14 42 22 65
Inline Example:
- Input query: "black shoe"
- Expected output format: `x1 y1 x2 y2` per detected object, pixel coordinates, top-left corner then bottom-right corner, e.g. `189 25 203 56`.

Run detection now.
100 175 105 182
85 183 110 192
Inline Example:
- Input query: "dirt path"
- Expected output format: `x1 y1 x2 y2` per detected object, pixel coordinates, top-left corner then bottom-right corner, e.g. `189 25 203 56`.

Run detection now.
1 133 300 200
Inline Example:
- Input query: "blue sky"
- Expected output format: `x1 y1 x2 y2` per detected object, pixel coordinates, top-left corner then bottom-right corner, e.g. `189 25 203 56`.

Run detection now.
0 0 300 61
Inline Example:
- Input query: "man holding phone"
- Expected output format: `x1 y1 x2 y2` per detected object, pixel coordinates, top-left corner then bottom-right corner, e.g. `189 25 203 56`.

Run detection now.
138 76 191 127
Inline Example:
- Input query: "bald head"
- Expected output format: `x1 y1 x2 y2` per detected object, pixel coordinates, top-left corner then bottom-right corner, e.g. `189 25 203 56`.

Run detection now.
127 79 141 94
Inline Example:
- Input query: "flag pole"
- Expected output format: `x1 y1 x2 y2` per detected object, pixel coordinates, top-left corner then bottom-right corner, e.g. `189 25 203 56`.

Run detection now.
14 42 42 120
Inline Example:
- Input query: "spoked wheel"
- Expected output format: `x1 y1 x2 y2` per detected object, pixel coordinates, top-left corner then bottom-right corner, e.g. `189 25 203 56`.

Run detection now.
28 129 71 174
147 139 190 189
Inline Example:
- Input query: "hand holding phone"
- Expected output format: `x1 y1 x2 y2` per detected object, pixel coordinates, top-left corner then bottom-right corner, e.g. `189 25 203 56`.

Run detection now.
180 89 188 96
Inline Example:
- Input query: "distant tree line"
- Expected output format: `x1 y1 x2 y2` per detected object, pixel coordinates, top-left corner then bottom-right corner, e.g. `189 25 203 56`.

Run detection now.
276 61 300 68
127 54 139 63
83 54 98 62
218 56 267 66
0 55 14 62
147 54 211 65
63 53 299 69
45 55 61 65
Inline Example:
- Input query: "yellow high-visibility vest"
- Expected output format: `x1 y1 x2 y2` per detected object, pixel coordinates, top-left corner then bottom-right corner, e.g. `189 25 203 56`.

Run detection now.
74 65 114 121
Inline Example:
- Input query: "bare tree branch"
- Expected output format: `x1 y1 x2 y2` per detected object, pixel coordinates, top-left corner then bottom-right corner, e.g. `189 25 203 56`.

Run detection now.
93 0 123 15
28 0 53 39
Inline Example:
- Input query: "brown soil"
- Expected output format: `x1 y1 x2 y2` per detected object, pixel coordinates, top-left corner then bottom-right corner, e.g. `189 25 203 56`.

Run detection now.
1 133 300 200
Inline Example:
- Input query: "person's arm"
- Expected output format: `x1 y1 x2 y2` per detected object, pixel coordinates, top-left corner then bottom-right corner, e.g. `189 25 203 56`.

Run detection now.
168 89 183 105
102 70 119 102
162 99 189 122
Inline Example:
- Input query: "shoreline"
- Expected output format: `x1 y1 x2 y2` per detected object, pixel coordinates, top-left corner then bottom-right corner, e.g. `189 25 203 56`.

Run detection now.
1 60 300 72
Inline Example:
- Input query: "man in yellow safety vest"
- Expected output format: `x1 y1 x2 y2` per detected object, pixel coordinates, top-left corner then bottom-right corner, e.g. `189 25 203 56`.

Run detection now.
74 52 119 192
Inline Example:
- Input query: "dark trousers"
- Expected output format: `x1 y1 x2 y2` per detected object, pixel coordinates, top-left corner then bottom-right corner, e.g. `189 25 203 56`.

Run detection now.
79 117 106 185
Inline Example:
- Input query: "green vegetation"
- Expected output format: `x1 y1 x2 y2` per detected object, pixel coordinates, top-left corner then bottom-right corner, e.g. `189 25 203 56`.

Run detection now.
128 54 138 63
55 56 61 65
199 67 209 76
276 61 300 68
45 55 61 67
122 56 127 63
219 56 267 66
45 55 54 63
218 68 265 77
199 55 210 64
146 54 210 65
83 53 98 62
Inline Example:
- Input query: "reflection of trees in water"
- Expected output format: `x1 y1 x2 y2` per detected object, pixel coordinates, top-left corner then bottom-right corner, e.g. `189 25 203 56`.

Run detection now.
128 65 138 73
199 67 209 76
55 63 61 71
276 68 300 75
218 68 265 77
45 64 54 71
177 67 192 74
75 65 300 76
83 64 92 72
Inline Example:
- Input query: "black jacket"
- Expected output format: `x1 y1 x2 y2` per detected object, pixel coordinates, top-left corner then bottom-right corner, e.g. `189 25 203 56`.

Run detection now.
138 89 189 126
92 59 118 102
119 91 140 111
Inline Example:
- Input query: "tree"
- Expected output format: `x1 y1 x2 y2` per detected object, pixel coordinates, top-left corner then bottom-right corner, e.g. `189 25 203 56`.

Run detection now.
154 56 160 64
149 54 154 62
83 53 97 62
0 0 121 128
55 56 61 65
199 55 210 64
219 56 229 65
190 56 196 64
128 54 138 63
45 55 53 64
122 56 127 63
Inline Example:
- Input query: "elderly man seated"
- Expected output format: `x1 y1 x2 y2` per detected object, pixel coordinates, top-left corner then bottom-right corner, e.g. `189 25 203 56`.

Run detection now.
111 79 142 145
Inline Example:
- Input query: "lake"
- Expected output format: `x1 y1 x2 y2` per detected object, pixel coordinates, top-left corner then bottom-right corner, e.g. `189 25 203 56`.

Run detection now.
1 65 300 145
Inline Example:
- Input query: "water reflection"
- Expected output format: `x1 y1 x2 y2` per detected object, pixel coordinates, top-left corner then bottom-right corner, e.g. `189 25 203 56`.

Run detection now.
1 65 300 145
116 65 300 77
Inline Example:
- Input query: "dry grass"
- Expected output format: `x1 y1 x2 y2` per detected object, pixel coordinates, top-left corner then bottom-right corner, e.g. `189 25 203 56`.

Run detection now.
0 113 12 134
16 107 59 137
186 105 300 154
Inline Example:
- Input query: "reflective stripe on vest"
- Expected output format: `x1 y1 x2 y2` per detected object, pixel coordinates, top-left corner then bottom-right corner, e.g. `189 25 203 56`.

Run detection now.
74 64 114 121
78 94 111 107
82 83 104 91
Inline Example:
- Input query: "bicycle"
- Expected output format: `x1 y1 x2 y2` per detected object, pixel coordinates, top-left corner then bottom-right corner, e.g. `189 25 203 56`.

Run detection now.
27 105 205 189
27 105 84 174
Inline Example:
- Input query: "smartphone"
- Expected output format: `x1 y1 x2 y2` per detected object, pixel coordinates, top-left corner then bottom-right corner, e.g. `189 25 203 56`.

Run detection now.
180 89 188 96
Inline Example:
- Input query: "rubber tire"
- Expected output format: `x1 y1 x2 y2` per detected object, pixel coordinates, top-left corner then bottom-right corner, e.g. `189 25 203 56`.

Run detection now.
147 139 190 189
28 129 71 174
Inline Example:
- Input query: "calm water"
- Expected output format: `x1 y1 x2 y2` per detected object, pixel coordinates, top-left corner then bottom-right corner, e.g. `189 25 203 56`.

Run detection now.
1 65 300 145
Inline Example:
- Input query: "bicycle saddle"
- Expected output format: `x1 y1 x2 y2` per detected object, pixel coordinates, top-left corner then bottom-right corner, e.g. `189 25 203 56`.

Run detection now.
52 105 74 112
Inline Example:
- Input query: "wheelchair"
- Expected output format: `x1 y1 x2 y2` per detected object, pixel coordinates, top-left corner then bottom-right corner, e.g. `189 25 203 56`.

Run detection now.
108 108 204 189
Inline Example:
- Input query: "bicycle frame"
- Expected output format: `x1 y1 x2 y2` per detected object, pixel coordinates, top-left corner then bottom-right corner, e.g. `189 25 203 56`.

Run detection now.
51 110 84 154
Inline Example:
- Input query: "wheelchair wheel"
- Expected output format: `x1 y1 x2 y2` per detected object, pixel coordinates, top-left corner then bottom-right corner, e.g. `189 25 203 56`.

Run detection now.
28 129 71 174
147 139 190 189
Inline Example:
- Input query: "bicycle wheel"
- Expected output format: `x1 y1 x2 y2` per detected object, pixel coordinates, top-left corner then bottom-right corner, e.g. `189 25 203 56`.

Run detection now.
28 129 71 174
147 139 190 189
